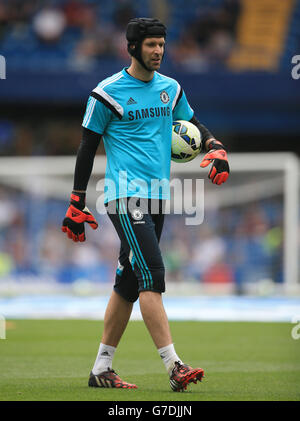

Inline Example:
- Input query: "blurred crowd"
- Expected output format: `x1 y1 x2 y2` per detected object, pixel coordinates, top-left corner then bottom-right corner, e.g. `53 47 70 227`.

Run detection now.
1 0 299 157
0 0 241 71
0 118 83 156
0 0 243 156
0 185 285 292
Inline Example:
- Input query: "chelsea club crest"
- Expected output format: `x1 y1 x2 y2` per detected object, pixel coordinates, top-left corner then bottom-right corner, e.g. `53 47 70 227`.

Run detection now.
131 209 144 221
160 90 170 104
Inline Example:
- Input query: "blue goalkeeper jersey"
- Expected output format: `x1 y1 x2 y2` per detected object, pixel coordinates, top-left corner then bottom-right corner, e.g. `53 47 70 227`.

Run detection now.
82 67 194 203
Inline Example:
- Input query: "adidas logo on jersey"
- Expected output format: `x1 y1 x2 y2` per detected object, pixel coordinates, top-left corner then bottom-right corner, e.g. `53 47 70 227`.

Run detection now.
127 97 137 105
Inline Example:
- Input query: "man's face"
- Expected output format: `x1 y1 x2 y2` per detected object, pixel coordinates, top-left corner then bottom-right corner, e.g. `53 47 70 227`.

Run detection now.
140 37 165 70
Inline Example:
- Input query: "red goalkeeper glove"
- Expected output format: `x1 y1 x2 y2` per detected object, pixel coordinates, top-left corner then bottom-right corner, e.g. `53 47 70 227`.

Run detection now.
61 192 98 242
200 140 230 185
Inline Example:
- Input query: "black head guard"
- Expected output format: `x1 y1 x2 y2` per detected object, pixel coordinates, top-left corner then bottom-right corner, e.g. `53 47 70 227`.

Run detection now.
126 18 166 70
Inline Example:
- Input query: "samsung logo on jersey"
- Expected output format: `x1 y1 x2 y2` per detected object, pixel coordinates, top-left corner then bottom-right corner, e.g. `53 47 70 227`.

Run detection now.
128 106 170 121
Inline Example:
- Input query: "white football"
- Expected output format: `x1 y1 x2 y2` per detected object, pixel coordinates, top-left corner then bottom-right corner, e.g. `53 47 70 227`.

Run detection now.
171 120 202 163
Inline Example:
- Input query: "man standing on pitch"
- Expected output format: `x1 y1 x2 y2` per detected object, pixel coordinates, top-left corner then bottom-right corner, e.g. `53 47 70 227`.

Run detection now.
62 18 229 391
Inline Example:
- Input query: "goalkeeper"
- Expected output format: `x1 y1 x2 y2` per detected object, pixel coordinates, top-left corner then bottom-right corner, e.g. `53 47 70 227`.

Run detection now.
62 18 229 391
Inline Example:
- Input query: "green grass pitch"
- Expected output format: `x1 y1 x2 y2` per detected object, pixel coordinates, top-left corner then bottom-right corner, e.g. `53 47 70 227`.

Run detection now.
0 320 299 401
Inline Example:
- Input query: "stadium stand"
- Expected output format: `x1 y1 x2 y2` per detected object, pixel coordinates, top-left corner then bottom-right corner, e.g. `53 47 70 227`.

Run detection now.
227 0 296 71
0 0 299 294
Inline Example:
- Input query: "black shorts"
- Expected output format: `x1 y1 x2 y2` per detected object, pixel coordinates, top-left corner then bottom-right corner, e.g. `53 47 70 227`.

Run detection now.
106 198 165 302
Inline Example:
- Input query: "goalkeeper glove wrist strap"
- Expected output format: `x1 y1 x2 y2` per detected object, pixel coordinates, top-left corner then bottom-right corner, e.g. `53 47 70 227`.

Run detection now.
70 191 86 210
207 139 226 152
